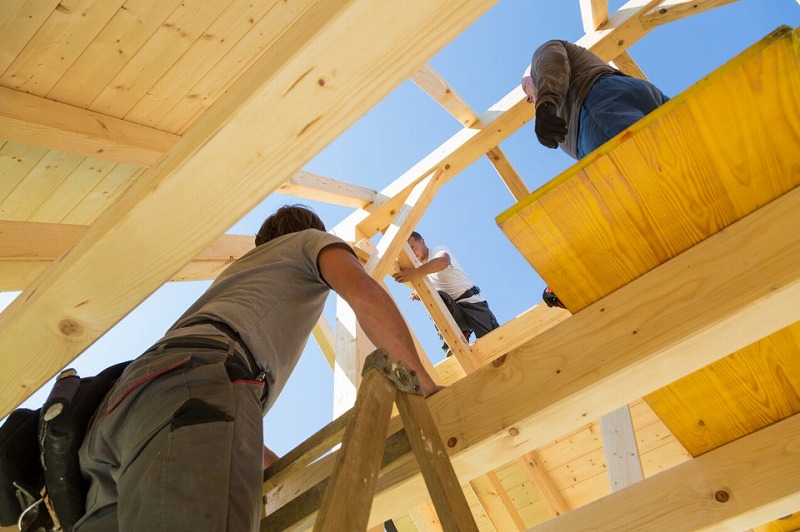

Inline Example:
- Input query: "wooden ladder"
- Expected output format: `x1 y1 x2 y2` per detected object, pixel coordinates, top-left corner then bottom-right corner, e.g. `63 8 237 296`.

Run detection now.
262 348 478 531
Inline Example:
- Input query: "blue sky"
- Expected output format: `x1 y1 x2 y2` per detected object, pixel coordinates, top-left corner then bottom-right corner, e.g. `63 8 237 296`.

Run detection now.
3 0 798 456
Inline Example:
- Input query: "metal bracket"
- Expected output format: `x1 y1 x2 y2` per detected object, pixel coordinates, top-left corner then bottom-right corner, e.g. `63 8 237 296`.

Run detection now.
361 348 422 395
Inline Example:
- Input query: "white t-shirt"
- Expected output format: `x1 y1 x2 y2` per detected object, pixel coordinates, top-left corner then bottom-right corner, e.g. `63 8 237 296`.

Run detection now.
426 246 484 304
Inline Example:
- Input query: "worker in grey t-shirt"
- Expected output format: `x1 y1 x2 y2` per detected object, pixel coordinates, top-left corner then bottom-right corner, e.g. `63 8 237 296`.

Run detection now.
75 205 440 532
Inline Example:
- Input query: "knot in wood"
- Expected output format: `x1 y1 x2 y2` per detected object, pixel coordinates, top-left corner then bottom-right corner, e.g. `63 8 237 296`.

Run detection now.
714 490 730 503
492 355 506 368
447 437 457 448
58 318 83 337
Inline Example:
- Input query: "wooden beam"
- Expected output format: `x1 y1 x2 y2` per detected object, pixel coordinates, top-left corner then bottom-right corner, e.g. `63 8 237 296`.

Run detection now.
599 406 644 492
266 185 800 527
410 64 479 127
338 0 685 242
517 451 570 517
640 0 739 29
579 0 609 32
0 220 254 291
485 146 529 202
0 86 180 167
365 170 442 280
469 473 526 530
610 50 648 79
0 0 501 416
397 246 479 373
532 413 800 531
277 170 377 209
311 316 336 370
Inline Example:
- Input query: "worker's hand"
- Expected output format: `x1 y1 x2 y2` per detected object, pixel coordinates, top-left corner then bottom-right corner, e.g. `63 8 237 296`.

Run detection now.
409 291 420 301
392 268 416 283
535 102 567 149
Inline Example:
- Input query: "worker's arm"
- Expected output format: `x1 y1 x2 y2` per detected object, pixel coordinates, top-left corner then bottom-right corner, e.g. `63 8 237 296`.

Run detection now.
530 39 571 109
318 246 441 396
391 253 450 283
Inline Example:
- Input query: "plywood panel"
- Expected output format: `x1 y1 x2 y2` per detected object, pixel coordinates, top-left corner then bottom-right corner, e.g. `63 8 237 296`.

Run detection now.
498 26 800 313
645 322 800 456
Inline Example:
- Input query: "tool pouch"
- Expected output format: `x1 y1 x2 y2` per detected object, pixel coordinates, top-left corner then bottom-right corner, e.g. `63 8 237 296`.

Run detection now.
0 361 131 531
39 361 131 532
0 408 44 526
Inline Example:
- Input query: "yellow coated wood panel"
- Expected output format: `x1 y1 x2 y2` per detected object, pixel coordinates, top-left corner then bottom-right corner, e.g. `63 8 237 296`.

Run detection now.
645 322 800 457
497 26 800 312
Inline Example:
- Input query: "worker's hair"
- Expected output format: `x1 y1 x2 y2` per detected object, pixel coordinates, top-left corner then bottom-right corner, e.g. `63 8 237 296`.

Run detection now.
409 231 423 241
255 205 326 246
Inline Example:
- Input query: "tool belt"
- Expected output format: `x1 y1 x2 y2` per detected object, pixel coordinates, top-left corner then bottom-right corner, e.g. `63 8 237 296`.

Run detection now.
455 285 480 302
0 361 131 532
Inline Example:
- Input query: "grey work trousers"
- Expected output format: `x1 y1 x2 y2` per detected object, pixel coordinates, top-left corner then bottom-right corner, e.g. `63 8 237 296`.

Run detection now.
75 347 265 532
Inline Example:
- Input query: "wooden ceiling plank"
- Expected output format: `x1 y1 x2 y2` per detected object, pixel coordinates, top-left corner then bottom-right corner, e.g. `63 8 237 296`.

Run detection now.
579 0 609 32
532 413 800 531
0 0 60 75
0 151 84 221
28 158 118 223
89 0 223 119
278 170 377 209
155 0 322 134
266 185 800 527
0 0 501 416
0 87 181 167
59 163 143 225
0 142 48 203
0 0 123 96
46 0 184 110
641 0 740 29
125 0 280 128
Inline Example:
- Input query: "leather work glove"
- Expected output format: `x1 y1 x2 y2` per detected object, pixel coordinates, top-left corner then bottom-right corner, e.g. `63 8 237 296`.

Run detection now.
535 102 567 149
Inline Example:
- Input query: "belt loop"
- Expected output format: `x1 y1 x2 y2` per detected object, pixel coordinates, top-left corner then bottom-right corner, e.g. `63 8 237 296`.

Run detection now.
227 341 235 358
155 344 166 355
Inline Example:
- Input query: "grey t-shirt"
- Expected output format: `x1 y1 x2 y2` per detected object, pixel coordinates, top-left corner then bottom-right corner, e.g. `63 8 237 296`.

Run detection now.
167 229 353 411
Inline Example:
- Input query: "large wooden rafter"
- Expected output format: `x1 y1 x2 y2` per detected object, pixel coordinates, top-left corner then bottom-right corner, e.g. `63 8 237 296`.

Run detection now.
0 0 502 416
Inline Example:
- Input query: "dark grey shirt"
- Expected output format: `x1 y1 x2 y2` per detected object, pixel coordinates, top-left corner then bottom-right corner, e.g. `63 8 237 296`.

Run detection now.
168 229 353 411
530 40 620 159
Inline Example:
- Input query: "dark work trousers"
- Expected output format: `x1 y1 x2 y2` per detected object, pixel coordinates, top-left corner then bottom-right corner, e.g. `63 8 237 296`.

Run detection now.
75 347 265 532
437 290 500 349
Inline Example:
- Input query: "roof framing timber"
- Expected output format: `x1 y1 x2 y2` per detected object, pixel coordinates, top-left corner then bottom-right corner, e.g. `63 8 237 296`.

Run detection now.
265 183 800 527
534 413 800 531
0 0 502 416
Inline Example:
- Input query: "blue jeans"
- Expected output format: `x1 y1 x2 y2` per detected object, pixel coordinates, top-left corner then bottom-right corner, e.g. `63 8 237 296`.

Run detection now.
576 74 669 158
